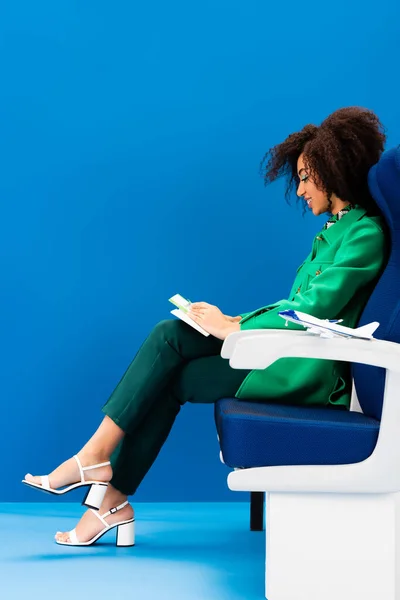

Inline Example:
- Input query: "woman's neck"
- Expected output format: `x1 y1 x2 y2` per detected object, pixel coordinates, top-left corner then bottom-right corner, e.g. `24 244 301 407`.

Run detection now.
331 198 351 215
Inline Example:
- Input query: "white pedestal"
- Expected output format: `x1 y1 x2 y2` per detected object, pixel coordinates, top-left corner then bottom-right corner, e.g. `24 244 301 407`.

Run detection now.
266 492 400 600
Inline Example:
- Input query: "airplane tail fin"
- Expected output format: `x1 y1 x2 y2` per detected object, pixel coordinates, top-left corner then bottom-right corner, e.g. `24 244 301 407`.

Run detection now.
354 322 380 338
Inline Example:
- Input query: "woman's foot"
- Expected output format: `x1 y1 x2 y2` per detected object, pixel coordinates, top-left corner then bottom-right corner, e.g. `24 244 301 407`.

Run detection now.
55 484 133 544
24 452 112 490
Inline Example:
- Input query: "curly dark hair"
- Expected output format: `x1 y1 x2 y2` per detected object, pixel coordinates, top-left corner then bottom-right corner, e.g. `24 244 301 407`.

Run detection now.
261 107 386 214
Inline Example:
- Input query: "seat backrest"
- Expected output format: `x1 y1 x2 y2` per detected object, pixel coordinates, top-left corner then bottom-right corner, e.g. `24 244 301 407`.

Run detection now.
352 145 400 420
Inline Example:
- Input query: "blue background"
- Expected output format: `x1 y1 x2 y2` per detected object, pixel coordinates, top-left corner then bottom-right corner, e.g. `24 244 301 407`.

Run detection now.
1 0 399 502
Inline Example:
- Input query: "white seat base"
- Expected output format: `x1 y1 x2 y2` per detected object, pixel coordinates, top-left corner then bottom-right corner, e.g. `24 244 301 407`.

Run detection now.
265 491 400 600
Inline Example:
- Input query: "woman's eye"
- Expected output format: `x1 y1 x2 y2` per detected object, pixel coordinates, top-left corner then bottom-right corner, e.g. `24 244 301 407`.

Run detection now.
301 175 309 183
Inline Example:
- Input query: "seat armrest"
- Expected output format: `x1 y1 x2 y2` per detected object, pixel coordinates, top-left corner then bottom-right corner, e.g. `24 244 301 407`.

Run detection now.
222 330 400 373
221 329 310 359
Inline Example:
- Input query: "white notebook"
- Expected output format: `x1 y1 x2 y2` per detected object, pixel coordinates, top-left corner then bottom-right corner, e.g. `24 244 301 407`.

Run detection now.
169 294 210 337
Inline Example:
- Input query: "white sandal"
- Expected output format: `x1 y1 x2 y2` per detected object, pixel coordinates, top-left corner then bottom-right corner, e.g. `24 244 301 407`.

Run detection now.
22 455 110 509
56 500 135 547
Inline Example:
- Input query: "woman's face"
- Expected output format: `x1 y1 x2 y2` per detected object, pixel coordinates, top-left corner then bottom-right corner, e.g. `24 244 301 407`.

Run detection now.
296 153 332 216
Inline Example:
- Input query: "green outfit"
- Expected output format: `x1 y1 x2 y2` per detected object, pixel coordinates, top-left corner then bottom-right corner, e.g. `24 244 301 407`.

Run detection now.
237 205 388 407
103 321 250 495
103 205 388 495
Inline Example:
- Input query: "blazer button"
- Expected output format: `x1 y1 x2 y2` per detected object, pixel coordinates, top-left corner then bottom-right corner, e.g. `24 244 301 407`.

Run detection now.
315 269 322 276
316 236 323 241
296 286 301 293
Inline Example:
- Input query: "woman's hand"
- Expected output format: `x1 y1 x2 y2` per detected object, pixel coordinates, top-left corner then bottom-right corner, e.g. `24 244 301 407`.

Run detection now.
226 315 242 323
188 302 241 340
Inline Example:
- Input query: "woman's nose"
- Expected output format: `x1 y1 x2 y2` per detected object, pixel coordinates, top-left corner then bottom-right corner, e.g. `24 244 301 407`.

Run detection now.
297 181 304 197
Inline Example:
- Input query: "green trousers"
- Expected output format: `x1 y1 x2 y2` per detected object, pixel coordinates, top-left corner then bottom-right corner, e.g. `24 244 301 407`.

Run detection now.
102 319 250 495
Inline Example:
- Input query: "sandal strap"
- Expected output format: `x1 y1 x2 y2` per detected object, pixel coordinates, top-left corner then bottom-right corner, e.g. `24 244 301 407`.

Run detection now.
81 460 111 471
73 455 111 483
69 528 79 544
41 475 50 489
73 455 84 482
91 508 109 528
100 501 129 521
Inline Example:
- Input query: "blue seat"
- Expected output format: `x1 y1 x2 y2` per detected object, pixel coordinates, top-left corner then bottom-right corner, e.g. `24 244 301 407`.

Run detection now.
215 400 380 468
215 145 400 518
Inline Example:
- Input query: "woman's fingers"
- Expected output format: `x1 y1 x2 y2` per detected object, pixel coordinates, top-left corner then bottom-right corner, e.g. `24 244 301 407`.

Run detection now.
189 312 202 322
189 310 204 319
190 308 206 314
190 302 210 309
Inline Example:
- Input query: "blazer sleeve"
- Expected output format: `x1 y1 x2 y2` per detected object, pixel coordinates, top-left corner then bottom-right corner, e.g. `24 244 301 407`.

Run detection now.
240 219 387 331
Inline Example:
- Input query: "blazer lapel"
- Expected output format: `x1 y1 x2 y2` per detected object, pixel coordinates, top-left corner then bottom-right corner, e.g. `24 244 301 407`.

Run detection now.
318 206 367 247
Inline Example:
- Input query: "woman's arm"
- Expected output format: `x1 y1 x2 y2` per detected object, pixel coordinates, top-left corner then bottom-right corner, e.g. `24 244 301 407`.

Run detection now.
225 315 243 323
241 220 387 331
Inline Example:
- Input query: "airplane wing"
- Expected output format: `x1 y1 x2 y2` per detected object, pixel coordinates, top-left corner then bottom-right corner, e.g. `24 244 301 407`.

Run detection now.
299 324 354 339
305 326 337 338
278 310 379 340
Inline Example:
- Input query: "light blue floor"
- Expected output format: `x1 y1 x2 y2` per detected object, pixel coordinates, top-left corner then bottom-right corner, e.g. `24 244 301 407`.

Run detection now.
0 502 265 600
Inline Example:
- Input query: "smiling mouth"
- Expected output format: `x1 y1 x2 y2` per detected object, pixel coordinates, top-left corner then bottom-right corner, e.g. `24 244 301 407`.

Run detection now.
305 198 312 207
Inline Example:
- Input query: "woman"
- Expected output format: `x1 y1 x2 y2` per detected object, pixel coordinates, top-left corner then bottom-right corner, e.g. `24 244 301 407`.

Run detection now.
23 106 389 546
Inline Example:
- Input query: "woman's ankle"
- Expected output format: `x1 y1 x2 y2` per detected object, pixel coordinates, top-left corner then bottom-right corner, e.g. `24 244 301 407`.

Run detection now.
78 448 110 466
103 484 128 507
79 417 125 464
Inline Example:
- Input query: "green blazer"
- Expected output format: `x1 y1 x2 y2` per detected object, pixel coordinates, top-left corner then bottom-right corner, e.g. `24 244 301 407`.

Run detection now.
236 206 388 408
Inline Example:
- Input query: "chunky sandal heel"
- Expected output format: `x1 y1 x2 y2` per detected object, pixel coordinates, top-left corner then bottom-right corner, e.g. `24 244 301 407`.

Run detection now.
116 521 135 547
82 482 108 510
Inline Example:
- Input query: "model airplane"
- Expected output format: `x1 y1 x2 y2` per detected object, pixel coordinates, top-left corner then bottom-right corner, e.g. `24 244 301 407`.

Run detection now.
278 309 379 340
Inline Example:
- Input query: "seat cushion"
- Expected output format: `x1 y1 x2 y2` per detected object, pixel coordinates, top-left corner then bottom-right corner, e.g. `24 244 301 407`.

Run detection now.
215 398 380 468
